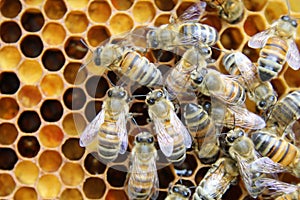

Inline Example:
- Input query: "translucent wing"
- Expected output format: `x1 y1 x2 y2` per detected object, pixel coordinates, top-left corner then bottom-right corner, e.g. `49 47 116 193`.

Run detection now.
248 29 272 48
286 40 300 70
175 1 207 23
151 160 159 200
116 109 128 154
79 109 105 147
234 52 256 86
255 178 299 196
250 157 287 174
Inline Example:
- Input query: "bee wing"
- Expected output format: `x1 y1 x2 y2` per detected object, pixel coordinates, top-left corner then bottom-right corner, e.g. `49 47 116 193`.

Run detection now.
176 1 207 23
151 160 159 200
234 52 256 86
116 109 128 154
248 29 273 48
255 178 299 196
250 157 287 174
286 40 300 70
79 109 105 147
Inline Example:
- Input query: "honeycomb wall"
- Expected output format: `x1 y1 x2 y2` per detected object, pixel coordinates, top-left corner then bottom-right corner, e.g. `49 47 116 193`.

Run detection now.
1 0 300 199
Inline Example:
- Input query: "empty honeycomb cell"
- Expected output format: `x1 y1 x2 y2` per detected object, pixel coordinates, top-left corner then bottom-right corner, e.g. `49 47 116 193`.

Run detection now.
17 136 40 158
0 123 18 145
271 78 288 98
129 102 149 126
242 43 260 62
39 150 62 172
39 125 64 148
244 14 266 37
84 153 106 175
63 87 86 110
83 177 106 199
64 62 87 85
109 13 134 35
23 0 42 6
0 0 22 18
88 1 111 23
243 0 267 11
85 101 103 122
0 173 16 197
174 154 197 177
40 99 63 122
65 11 89 34
62 113 86 136
284 67 300 88
107 71 120 86
0 72 20 94
86 76 109 98
0 46 21 70
155 0 177 11
154 14 171 27
21 9 44 32
0 21 22 43
222 184 243 200
61 188 83 200
62 138 85 160
44 0 67 19
18 60 43 84
65 37 88 59
133 2 156 23
220 27 244 50
15 160 39 185
106 189 128 200
0 148 18 170
131 86 151 100
41 74 64 96
42 22 66 46
107 165 127 187
60 162 84 186
65 0 88 9
264 1 288 24
37 174 61 199
157 165 175 188
152 50 175 63
42 49 65 71
18 85 42 108
14 187 37 200
194 166 210 184
17 111 41 133
87 26 111 47
20 35 43 58
111 0 133 10
0 97 19 120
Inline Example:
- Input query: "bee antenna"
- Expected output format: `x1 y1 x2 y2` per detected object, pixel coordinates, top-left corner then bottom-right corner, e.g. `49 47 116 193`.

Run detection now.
211 45 228 53
285 0 291 16
80 39 93 53
106 77 116 87
130 116 143 133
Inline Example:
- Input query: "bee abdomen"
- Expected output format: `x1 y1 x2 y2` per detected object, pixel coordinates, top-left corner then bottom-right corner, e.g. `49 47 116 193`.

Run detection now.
223 81 245 105
128 171 154 199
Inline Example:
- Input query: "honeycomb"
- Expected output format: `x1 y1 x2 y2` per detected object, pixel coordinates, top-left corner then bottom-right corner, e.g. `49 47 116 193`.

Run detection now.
1 0 300 199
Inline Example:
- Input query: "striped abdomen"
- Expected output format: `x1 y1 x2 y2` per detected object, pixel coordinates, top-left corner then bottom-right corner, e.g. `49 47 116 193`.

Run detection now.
120 51 162 87
223 53 241 76
258 37 288 82
222 78 246 105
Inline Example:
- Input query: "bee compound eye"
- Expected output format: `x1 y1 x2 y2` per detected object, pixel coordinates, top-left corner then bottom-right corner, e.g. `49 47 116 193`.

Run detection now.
258 100 267 109
146 98 155 105
119 91 126 98
172 186 179 193
157 91 163 98
193 76 203 84
281 15 289 21
107 90 113 97
136 136 142 143
291 20 298 27
147 137 154 143
183 190 190 197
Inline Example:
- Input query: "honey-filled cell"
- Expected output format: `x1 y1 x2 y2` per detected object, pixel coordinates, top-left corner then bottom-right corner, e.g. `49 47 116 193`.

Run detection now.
0 0 22 18
0 46 21 70
23 0 42 6
62 112 86 136
243 0 267 11
64 37 88 59
62 138 85 160
87 26 111 47
21 9 44 32
63 87 86 110
111 0 133 10
17 136 40 158
244 14 267 37
155 0 177 11
61 188 83 200
109 13 134 35
88 1 111 23
42 49 65 71
38 150 62 172
0 123 18 145
106 189 128 200
14 187 37 200
65 11 89 34
284 67 300 88
20 35 44 58
0 97 19 120
18 60 43 84
17 85 42 108
64 62 87 85
133 2 156 24
60 162 84 186
84 153 107 175
37 174 61 199
17 110 41 133
65 0 88 9
15 160 39 185
39 125 64 148
0 148 18 170
154 14 171 27
0 21 22 43
220 27 244 50
0 173 16 197
83 177 106 199
43 0 67 19
40 99 63 122
41 22 66 46
0 71 20 94
264 1 288 24
41 74 64 96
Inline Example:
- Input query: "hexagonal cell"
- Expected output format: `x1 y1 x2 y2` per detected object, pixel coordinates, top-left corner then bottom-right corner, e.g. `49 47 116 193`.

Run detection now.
220 27 243 50
284 67 300 88
0 71 20 94
14 187 37 200
131 86 151 100
18 60 43 84
109 13 134 35
129 102 149 126
201 14 222 32
39 125 64 148
107 165 127 187
174 154 197 177
0 46 21 70
42 22 66 45
271 78 288 98
243 0 267 11
60 162 84 186
65 0 88 8
63 87 86 110
40 99 63 122
0 0 22 18
85 100 103 122
244 14 266 37
194 166 210 184
154 14 171 27
264 1 288 24
37 174 61 199
20 35 43 58
0 21 22 43
0 123 18 145
39 150 62 172
42 48 65 71
17 110 41 133
88 1 111 23
106 189 128 200
86 76 109 98
87 26 111 47
44 0 67 19
65 11 89 33
15 160 39 185
62 113 86 136
151 50 175 63
242 43 260 63
62 138 85 160
155 0 177 11
65 37 88 59
18 85 42 108
84 153 106 175
133 2 156 24
111 0 133 10
17 136 40 158
61 188 83 200
0 173 16 197
0 148 18 170
64 62 87 85
0 97 19 120
158 165 175 189
21 9 44 32
83 177 106 199
23 0 42 6
41 74 64 96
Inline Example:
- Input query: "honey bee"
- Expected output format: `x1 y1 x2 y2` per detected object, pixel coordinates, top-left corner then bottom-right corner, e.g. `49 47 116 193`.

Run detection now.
222 52 277 111
127 131 159 200
248 14 300 82
165 183 192 200
79 86 129 164
203 0 244 23
146 88 192 165
193 157 239 200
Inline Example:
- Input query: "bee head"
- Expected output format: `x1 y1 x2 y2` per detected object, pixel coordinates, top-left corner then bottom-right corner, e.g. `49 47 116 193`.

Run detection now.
107 86 127 99
225 129 245 144
135 132 154 144
191 68 207 85
257 95 277 110
277 15 298 37
145 89 165 105
170 185 191 198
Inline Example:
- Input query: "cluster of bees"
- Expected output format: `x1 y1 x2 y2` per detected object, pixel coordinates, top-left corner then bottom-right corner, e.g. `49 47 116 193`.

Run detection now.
79 0 300 199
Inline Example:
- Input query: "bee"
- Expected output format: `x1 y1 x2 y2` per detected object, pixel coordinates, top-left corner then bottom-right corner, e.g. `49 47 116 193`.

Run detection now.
203 0 244 23
193 157 239 200
146 88 192 165
248 14 300 82
222 52 277 111
79 86 129 164
165 183 192 200
127 131 159 200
